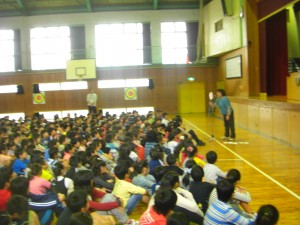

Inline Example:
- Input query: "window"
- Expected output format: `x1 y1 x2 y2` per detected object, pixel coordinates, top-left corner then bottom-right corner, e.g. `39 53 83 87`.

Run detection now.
0 113 25 120
30 26 71 70
39 81 88 91
39 83 61 91
161 22 188 64
95 23 144 66
0 85 18 94
61 81 88 90
0 30 15 72
215 19 223 32
98 79 149 89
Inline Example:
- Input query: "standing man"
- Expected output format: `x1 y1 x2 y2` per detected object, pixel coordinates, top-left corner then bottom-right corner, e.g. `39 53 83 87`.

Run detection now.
87 89 97 114
211 89 236 140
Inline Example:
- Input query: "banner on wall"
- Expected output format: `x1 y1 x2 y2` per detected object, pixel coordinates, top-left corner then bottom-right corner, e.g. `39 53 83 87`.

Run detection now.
124 88 137 100
33 92 46 104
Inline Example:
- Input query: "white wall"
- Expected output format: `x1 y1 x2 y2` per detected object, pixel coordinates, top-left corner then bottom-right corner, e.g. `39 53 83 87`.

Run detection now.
203 0 245 57
0 9 199 69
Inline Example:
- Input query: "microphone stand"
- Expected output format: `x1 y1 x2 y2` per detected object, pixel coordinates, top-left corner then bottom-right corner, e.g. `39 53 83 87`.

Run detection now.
208 102 215 142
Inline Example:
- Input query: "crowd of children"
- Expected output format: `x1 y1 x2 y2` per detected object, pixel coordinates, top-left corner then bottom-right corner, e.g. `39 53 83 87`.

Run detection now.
0 110 279 225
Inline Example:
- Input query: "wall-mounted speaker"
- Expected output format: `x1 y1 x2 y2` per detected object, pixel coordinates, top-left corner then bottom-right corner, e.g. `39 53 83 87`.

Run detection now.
16 85 24 94
33 84 40 93
221 0 233 16
148 79 154 89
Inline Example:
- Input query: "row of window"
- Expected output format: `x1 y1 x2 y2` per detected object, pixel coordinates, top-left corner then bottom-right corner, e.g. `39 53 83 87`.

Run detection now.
0 107 154 121
0 22 198 72
0 78 150 93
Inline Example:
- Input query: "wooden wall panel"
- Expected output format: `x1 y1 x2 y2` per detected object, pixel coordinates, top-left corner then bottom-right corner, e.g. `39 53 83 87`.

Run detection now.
259 106 273 136
248 105 259 132
272 109 289 143
0 66 218 116
237 103 249 129
218 47 250 97
289 111 300 148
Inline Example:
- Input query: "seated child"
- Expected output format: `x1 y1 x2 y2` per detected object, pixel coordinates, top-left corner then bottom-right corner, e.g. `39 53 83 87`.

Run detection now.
181 143 206 168
112 164 149 215
132 160 156 195
203 150 227 184
92 159 115 192
7 195 40 225
189 165 215 213
0 143 13 167
149 145 165 175
12 149 29 176
204 179 254 224
52 162 74 196
139 188 177 225
181 159 197 190
32 157 54 181
0 169 11 210
29 163 52 195
165 154 184 176
253 204 279 225
209 169 254 219
57 190 115 225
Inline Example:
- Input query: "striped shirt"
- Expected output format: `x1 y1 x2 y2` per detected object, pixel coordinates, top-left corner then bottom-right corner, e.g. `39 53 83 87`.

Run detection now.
204 163 227 184
204 199 253 225
209 188 252 205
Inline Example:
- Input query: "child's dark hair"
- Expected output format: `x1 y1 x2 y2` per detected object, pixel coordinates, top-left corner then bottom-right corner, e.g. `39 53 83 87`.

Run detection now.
153 188 177 216
7 195 29 220
190 164 204 182
49 147 59 159
73 170 94 195
64 144 72 153
91 159 107 177
0 166 13 189
182 159 197 187
150 145 164 161
160 171 179 189
114 164 128 180
10 177 29 197
226 169 241 183
14 149 24 158
152 166 167 183
69 155 81 168
66 190 88 213
255 204 279 225
53 162 64 178
167 211 189 225
29 163 42 177
166 154 177 166
133 160 148 175
206 150 217 164
216 179 234 203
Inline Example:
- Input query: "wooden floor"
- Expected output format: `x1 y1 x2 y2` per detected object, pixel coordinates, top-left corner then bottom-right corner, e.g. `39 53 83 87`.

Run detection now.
131 113 300 225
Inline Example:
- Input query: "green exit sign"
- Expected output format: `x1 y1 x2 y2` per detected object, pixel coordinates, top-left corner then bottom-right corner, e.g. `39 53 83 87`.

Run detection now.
187 77 195 81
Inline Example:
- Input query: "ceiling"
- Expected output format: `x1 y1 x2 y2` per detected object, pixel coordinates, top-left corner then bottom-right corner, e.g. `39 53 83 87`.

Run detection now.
0 0 212 17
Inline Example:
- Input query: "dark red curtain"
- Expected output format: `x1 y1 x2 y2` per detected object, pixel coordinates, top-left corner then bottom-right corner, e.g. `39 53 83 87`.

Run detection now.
265 10 288 95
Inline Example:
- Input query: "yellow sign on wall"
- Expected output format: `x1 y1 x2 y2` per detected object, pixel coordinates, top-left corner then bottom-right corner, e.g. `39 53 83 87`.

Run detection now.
124 88 137 100
33 92 45 104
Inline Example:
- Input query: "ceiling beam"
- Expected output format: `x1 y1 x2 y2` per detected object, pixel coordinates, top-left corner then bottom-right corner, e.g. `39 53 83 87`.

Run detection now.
153 0 158 10
86 0 92 12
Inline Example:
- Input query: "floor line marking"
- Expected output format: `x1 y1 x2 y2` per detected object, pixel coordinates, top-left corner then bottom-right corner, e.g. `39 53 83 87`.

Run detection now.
218 159 243 161
184 118 300 201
